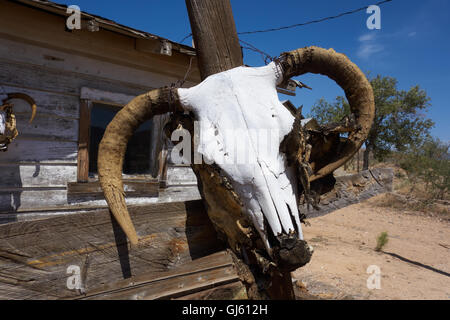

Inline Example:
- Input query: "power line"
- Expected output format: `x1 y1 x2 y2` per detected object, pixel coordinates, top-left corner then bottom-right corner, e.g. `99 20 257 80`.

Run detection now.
238 0 393 35
179 0 393 43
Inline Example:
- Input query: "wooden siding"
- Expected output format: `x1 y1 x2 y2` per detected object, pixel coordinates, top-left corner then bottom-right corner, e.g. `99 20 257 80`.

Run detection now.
0 3 199 215
0 200 226 299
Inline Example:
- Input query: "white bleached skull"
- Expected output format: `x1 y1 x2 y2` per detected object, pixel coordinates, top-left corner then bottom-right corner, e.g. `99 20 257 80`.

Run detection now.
98 46 374 271
178 62 302 252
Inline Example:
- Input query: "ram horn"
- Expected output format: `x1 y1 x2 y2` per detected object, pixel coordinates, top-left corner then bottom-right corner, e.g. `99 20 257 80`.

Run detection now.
98 87 183 245
277 46 375 181
3 93 37 123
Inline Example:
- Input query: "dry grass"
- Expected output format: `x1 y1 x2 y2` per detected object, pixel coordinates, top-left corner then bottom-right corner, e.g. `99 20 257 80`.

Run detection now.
339 161 449 218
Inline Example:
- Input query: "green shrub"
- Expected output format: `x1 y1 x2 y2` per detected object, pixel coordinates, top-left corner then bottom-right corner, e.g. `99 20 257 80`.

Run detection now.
375 232 389 252
399 138 449 200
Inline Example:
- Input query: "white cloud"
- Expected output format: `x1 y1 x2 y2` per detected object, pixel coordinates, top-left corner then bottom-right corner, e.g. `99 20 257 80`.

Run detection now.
357 33 384 59
408 31 417 37
358 33 376 42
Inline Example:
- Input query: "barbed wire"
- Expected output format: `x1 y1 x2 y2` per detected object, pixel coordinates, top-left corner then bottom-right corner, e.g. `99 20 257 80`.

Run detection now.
179 0 393 43
239 39 274 64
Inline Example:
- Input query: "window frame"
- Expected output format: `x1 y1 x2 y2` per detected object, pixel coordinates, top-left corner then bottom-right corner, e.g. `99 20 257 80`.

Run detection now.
76 87 164 184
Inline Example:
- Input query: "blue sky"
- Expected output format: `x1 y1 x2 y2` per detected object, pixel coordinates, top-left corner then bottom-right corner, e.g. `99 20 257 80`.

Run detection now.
57 0 450 141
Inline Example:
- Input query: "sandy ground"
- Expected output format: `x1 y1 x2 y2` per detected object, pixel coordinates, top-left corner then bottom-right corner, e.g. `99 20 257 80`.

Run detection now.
292 194 450 300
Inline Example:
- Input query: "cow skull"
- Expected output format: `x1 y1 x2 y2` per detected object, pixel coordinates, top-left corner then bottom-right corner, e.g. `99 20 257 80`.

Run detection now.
98 46 374 269
177 62 302 253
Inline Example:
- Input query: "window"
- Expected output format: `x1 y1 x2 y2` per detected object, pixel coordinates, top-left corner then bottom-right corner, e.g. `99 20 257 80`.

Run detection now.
88 103 152 176
76 88 160 183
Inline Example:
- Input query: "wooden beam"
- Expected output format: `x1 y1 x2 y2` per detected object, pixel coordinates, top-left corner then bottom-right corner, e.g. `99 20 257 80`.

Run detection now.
185 0 295 300
76 251 238 300
185 0 243 79
77 99 92 182
67 180 159 198
158 148 169 189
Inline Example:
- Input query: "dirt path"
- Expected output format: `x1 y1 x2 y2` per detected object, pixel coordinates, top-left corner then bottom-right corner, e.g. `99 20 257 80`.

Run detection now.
292 194 450 300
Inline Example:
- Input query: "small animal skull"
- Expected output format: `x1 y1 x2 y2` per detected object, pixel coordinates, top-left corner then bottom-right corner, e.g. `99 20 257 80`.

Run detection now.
0 93 37 151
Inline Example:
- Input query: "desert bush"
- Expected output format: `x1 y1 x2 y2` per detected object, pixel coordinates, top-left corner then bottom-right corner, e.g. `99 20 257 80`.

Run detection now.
398 138 449 200
375 232 389 252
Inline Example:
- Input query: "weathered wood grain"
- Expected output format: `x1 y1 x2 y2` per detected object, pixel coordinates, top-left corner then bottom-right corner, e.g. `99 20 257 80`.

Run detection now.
0 164 77 188
0 59 149 98
0 2 200 84
1 85 80 119
80 87 135 107
0 138 78 163
67 180 159 198
0 37 182 91
0 189 68 213
0 185 201 215
15 113 79 142
167 165 198 186
301 168 394 218
78 250 237 300
76 100 91 182
185 0 243 79
0 200 225 299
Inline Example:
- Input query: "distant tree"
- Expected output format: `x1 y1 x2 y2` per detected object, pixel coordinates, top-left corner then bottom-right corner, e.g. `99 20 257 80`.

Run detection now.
399 137 449 200
308 75 435 169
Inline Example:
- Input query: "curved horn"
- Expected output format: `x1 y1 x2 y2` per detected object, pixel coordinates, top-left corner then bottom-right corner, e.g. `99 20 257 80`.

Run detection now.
5 93 37 123
277 46 375 182
98 87 182 245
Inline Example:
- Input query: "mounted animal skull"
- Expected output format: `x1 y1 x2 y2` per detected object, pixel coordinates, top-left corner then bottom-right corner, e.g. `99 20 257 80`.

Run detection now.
98 46 374 272
0 93 37 152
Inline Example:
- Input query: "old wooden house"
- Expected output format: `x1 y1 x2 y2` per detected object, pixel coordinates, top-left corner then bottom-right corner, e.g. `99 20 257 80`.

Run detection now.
0 0 201 223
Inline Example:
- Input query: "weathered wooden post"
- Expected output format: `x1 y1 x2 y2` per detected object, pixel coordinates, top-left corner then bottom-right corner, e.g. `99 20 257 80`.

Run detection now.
184 0 296 300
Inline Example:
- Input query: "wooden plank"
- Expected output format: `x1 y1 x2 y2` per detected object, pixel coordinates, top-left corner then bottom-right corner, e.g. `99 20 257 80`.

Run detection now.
0 164 77 188
78 250 238 300
91 265 237 300
0 59 150 98
158 149 169 188
176 281 245 300
68 180 159 198
0 37 183 91
0 189 68 213
1 85 80 119
0 139 78 163
167 166 198 186
0 185 201 215
80 87 135 107
0 200 224 299
15 113 79 142
77 100 91 182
